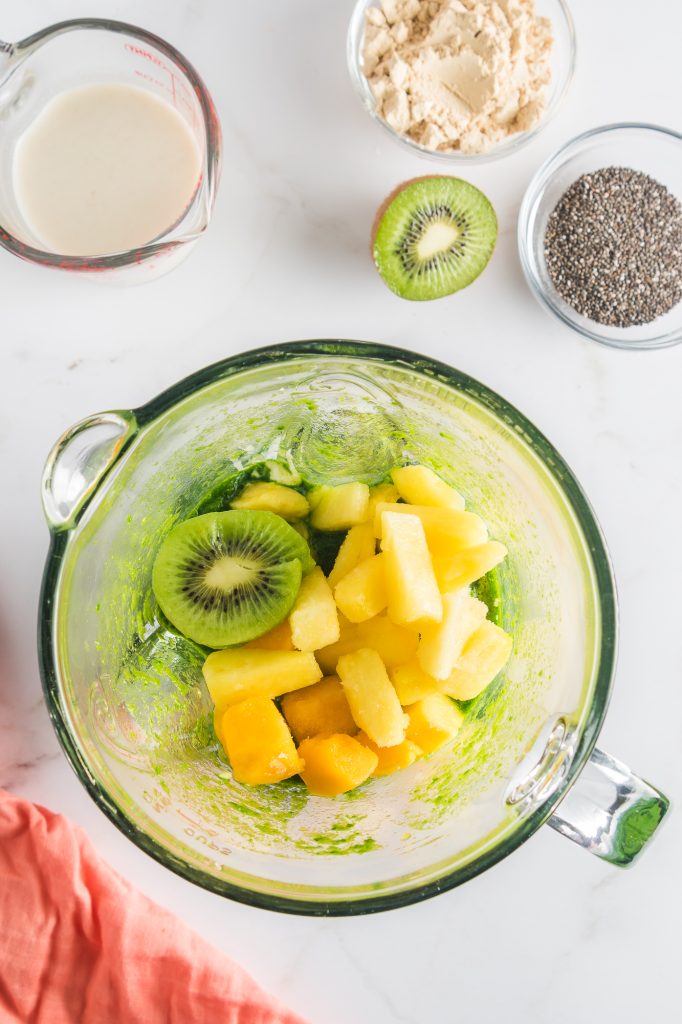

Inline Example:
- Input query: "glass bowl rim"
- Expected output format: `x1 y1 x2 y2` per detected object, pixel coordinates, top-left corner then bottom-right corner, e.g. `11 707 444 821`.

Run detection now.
38 339 617 915
0 17 221 271
346 0 577 165
517 121 682 350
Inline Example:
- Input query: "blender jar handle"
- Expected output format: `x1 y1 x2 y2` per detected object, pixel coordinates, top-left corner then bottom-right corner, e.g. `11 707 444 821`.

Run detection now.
42 410 138 531
547 748 670 866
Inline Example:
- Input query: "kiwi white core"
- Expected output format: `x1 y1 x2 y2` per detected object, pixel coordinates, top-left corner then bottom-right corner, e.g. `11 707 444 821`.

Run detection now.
416 221 460 261
205 556 260 589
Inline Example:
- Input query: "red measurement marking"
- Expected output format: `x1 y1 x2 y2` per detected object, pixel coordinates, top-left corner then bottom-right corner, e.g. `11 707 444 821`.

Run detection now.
125 42 168 71
133 70 167 90
124 41 200 125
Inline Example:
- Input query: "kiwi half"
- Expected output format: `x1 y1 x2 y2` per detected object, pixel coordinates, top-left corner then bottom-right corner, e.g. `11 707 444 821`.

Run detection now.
372 176 497 301
152 510 313 648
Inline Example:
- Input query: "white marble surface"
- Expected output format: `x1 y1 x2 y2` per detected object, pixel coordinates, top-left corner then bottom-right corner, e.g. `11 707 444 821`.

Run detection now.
1 1 681 1020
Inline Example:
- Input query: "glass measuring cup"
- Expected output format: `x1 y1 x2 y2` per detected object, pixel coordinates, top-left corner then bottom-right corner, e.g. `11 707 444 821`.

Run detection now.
0 19 221 281
39 342 669 914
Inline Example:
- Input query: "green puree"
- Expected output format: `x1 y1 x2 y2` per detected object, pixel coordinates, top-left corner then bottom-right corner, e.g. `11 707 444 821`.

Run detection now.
114 459 519 857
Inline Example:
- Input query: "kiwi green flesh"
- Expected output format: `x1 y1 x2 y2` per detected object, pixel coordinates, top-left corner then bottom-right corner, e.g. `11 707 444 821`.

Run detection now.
373 177 497 301
152 510 309 648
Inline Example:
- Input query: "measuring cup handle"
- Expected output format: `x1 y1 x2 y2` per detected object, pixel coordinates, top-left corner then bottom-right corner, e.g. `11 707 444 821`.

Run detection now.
546 748 670 866
42 410 138 532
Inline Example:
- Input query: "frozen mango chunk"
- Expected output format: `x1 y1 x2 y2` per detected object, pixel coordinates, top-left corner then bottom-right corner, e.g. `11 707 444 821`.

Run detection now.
390 660 441 705
309 483 370 531
280 675 356 743
441 620 512 701
432 541 508 592
334 553 387 623
390 465 465 511
203 649 322 709
218 697 303 785
417 590 487 680
243 618 294 651
230 481 309 520
298 734 378 796
405 693 465 754
327 522 376 589
337 647 407 747
315 613 418 675
289 566 340 652
356 731 422 777
381 511 442 626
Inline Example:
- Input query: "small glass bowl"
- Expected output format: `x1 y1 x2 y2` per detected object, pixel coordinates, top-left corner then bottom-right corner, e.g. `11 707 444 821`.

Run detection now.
518 123 682 350
347 0 576 165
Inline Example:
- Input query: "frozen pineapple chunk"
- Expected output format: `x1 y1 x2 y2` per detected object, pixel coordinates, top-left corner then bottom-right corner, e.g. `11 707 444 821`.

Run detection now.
381 511 442 626
442 620 512 701
405 694 465 754
281 676 356 743
334 553 387 623
218 697 303 785
289 566 339 651
390 660 441 705
327 522 375 588
203 649 322 709
243 618 294 651
432 541 508 592
298 734 378 796
314 612 358 674
390 465 465 511
356 731 422 777
315 613 419 674
374 503 488 553
337 648 407 747
417 591 488 680
366 482 399 522
230 481 309 519
354 615 419 667
309 482 370 531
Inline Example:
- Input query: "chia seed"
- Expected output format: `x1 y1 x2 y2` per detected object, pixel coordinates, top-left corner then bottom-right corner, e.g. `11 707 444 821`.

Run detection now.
543 167 682 328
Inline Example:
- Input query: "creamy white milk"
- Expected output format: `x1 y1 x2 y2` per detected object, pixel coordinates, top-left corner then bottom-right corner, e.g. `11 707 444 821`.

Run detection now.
13 83 202 256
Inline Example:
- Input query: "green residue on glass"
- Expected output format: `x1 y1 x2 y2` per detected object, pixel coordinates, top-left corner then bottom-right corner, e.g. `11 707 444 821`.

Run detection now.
227 800 260 818
113 629 211 752
342 786 369 801
298 814 380 856
607 797 669 865
190 468 251 515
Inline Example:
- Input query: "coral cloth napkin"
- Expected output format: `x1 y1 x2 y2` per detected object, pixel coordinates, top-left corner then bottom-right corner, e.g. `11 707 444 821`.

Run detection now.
0 788 308 1024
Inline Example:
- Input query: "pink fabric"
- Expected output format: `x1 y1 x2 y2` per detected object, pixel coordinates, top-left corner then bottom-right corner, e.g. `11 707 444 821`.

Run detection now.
0 789 309 1024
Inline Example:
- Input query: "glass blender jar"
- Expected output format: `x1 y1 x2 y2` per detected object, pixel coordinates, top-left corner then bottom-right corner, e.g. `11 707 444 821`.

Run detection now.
39 342 669 914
